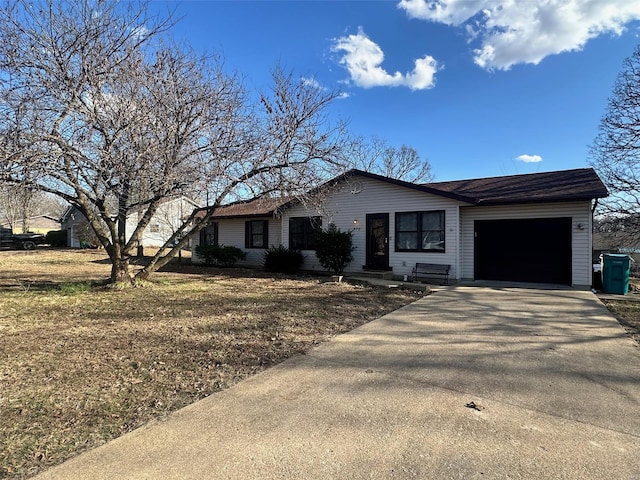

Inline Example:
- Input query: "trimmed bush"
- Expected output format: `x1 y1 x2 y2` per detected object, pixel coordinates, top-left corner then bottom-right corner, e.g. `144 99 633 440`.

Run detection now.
195 244 246 267
264 245 304 274
315 223 354 275
45 229 68 247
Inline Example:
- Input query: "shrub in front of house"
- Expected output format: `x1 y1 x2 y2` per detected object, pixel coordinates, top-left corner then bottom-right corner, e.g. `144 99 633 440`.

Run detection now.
45 229 67 247
263 245 304 274
195 244 247 267
315 223 354 275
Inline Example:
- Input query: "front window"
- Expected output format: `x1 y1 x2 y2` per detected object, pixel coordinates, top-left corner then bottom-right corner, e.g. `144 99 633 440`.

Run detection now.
289 216 321 250
200 222 218 246
395 211 445 252
245 220 268 249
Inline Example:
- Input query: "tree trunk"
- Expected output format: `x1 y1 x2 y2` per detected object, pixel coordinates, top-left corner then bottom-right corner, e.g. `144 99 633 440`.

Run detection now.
111 257 134 285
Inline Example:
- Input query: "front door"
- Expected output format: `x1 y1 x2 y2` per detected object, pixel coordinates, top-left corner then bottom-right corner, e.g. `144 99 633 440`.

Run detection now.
366 213 389 270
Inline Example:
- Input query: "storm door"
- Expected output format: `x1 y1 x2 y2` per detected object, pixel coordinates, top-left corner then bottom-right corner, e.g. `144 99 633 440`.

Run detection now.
366 213 390 270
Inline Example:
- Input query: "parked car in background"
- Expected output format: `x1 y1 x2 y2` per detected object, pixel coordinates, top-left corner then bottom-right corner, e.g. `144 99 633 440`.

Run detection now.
0 227 46 250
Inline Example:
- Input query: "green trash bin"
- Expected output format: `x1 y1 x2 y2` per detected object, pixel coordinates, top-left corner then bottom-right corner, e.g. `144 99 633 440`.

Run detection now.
602 254 632 295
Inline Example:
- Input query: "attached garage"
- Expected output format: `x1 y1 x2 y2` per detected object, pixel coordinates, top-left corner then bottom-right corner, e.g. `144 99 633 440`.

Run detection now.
474 217 572 285
194 167 609 289
436 168 611 288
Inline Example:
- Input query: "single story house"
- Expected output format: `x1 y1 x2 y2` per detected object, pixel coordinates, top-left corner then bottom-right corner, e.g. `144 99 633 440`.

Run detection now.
1 215 61 234
593 231 640 273
61 196 200 248
192 168 608 288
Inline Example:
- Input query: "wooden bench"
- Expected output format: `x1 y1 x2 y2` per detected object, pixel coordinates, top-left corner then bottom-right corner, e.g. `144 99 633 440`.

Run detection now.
411 262 451 285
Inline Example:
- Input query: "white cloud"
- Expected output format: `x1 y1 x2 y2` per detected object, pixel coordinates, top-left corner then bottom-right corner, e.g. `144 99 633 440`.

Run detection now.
131 25 150 42
399 0 492 25
398 0 640 70
301 77 324 90
515 154 543 163
332 27 439 90
302 76 350 99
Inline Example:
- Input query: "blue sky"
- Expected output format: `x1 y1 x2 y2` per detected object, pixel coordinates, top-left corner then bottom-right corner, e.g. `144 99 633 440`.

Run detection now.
160 1 640 181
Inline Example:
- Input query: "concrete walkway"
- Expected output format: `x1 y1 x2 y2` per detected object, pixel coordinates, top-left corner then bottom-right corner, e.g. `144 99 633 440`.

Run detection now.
38 286 640 480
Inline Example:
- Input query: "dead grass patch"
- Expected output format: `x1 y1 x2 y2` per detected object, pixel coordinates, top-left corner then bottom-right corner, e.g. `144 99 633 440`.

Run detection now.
601 298 640 345
600 276 640 346
0 249 423 478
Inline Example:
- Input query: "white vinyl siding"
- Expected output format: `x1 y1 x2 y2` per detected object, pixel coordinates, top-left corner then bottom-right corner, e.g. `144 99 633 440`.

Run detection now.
191 177 596 287
192 217 282 267
126 197 198 247
283 176 466 279
62 197 198 249
459 201 593 287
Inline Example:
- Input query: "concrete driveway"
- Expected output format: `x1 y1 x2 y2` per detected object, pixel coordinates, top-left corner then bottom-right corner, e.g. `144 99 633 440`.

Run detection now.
38 286 640 480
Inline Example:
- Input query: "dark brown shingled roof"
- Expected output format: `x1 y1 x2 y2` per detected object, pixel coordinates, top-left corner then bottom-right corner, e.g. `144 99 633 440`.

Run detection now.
196 196 292 219
426 168 608 205
195 168 608 218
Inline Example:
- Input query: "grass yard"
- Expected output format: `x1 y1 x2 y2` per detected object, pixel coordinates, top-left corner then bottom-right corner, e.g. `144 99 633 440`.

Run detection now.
601 299 640 345
600 277 640 346
0 249 424 479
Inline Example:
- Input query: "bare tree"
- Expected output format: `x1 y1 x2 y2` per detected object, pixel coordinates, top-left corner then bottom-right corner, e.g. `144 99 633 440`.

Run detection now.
0 0 346 284
343 136 433 183
0 182 63 231
590 44 640 243
0 183 31 231
39 193 68 220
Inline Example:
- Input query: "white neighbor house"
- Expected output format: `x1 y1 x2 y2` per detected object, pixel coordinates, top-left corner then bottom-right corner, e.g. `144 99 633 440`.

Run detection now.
61 196 200 248
192 168 608 289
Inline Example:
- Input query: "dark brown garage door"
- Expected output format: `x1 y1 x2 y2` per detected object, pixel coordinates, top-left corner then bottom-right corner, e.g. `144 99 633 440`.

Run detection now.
474 218 572 285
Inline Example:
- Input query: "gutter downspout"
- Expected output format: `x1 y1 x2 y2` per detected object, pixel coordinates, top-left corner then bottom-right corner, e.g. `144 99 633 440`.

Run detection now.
456 204 461 283
590 199 597 288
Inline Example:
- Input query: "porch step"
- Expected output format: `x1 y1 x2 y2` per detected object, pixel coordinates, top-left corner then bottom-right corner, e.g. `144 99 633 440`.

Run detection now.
356 270 394 280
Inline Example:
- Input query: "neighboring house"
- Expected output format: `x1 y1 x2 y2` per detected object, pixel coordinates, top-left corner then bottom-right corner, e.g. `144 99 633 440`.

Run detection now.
593 231 640 272
192 168 608 289
1 215 60 234
61 197 200 248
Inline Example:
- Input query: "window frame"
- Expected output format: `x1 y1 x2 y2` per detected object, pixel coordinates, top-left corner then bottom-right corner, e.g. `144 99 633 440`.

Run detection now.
289 216 322 250
245 219 269 249
199 221 218 247
395 210 445 253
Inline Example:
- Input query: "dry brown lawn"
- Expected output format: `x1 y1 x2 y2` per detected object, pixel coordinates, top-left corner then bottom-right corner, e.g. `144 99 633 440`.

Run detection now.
0 249 424 479
603 299 640 345
599 277 640 346
601 280 640 346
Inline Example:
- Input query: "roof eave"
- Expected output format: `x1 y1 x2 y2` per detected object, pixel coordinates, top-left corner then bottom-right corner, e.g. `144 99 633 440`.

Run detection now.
212 211 279 219
195 199 296 220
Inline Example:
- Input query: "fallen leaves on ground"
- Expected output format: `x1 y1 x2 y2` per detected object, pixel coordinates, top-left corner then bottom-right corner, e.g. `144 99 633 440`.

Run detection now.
0 249 423 479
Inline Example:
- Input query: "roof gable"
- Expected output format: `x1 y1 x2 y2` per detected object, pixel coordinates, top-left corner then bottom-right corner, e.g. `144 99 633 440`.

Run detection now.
201 170 473 219
335 170 476 203
198 168 608 218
